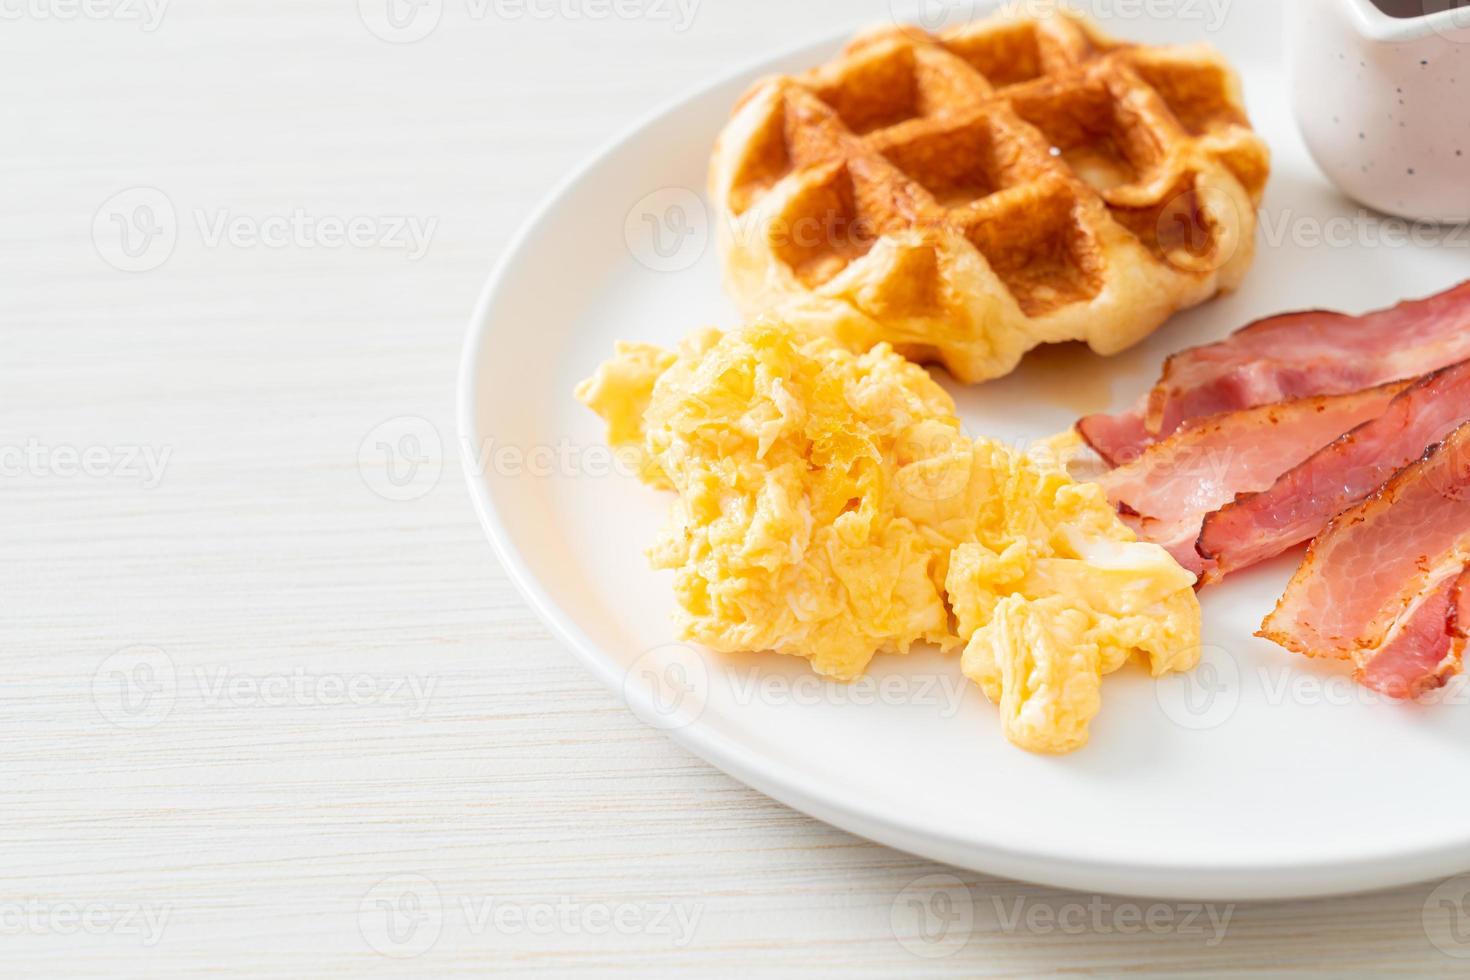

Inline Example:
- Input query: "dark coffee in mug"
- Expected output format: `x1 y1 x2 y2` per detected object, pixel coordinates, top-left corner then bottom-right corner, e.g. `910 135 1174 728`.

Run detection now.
1370 0 1470 18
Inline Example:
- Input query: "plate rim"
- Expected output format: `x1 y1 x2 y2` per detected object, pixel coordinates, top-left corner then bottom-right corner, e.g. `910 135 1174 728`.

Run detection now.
456 23 1470 901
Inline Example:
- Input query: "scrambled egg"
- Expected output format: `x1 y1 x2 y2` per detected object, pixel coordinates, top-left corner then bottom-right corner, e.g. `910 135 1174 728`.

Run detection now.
577 321 1201 753
943 444 1201 752
579 324 962 679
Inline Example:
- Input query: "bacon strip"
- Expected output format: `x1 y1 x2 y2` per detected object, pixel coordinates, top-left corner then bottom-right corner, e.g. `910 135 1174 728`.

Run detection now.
1354 567 1468 699
1095 383 1407 577
1076 402 1154 467
1260 423 1470 696
1199 359 1470 583
1078 280 1470 464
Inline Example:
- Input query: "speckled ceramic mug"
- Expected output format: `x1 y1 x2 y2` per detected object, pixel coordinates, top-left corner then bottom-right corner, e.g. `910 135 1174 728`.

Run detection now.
1288 0 1470 222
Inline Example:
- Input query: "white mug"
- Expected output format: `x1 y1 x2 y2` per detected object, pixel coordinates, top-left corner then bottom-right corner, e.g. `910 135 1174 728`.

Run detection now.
1288 0 1470 222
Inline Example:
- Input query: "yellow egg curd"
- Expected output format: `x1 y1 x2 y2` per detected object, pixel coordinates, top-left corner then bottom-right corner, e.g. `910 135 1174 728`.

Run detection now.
577 320 1200 753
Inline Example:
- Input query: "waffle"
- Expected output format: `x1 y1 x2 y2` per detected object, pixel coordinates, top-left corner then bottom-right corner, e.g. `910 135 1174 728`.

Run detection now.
709 12 1270 384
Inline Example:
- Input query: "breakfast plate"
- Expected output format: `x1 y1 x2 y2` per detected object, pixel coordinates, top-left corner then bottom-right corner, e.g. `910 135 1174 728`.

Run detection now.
460 4 1470 900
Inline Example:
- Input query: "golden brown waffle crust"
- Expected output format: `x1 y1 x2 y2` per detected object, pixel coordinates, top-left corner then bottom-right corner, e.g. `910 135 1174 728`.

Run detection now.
709 12 1271 384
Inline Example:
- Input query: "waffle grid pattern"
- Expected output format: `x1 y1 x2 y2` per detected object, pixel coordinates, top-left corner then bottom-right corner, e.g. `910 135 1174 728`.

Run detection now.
711 13 1270 383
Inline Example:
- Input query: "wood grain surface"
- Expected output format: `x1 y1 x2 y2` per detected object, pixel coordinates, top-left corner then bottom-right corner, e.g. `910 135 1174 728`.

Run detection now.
4 0 1467 974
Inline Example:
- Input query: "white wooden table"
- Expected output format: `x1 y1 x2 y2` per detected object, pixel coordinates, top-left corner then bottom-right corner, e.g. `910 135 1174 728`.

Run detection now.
5 0 1467 973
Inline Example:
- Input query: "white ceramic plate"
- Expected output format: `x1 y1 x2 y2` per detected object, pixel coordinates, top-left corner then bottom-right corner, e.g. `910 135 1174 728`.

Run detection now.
460 8 1470 900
